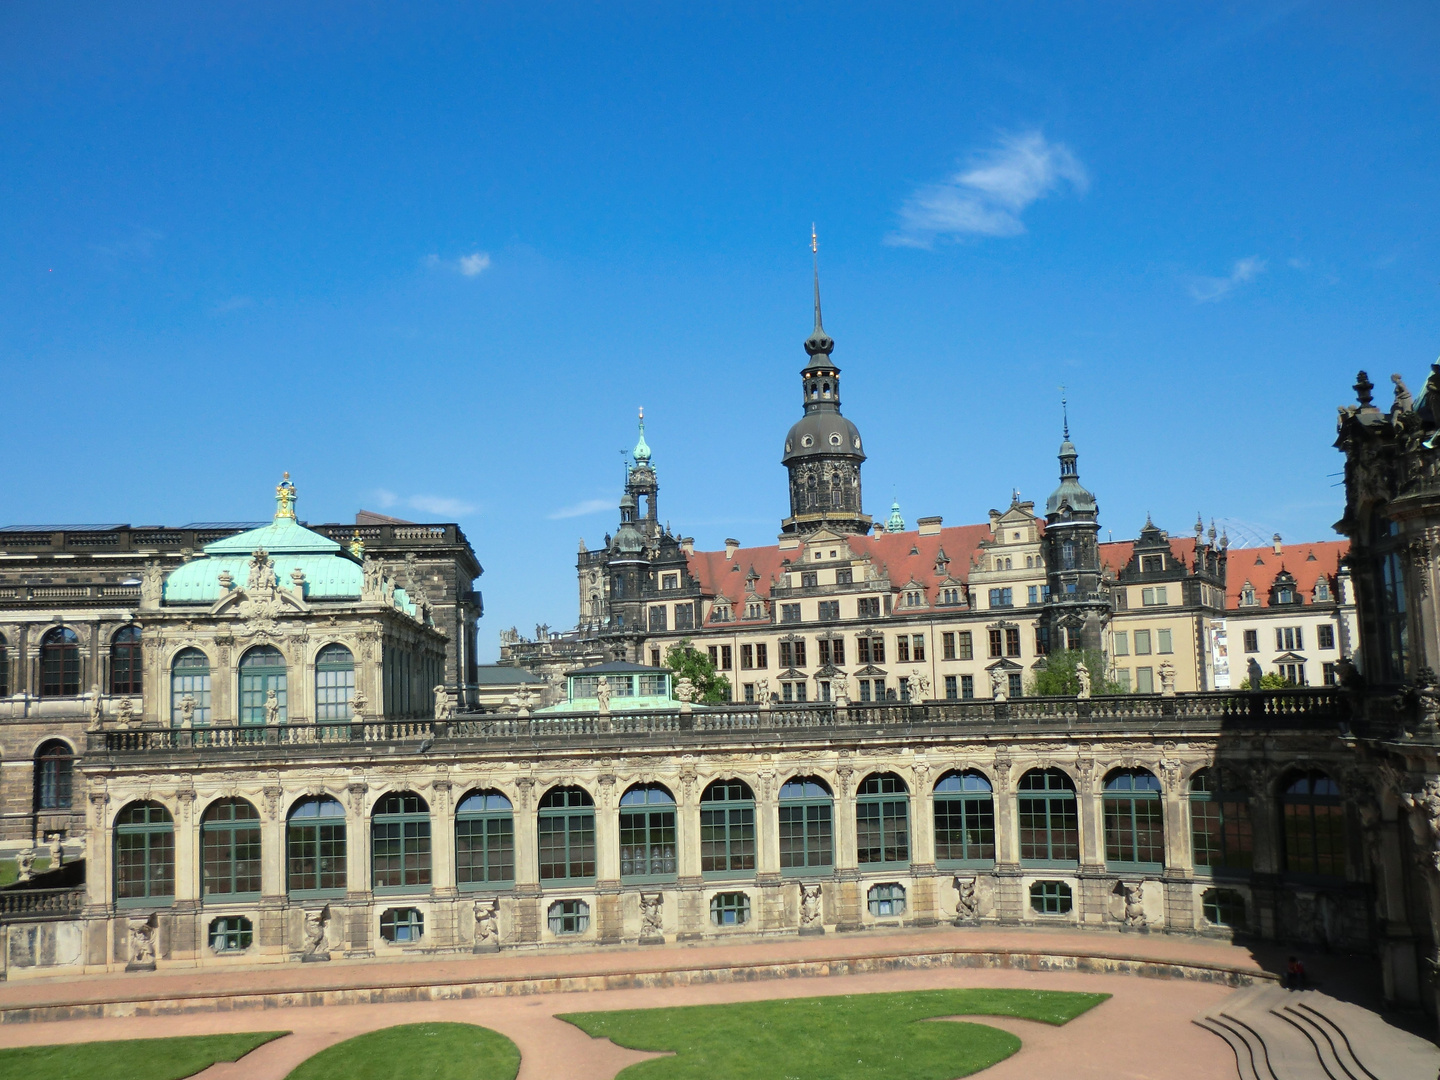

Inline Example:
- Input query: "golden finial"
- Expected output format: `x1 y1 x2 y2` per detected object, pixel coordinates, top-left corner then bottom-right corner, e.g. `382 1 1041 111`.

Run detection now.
275 471 297 520
349 530 365 558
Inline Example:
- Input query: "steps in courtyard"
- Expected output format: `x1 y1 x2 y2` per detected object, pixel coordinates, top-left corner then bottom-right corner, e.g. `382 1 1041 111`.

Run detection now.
1196 985 1439 1080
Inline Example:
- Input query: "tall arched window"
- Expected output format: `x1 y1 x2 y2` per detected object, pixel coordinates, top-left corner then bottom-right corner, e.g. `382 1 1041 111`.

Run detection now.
538 786 596 883
1104 769 1164 870
779 776 833 873
1189 768 1253 872
315 643 355 721
34 740 74 810
456 790 514 888
700 779 755 876
239 646 286 725
202 799 261 900
170 648 211 726
619 783 677 882
287 796 347 898
1018 768 1078 865
0 632 10 697
114 801 174 906
40 627 80 698
372 792 431 892
1282 771 1345 877
857 773 909 867
934 770 995 865
110 626 142 695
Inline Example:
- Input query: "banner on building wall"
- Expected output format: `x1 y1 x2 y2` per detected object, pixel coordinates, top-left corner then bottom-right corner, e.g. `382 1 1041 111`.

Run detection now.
1212 621 1230 689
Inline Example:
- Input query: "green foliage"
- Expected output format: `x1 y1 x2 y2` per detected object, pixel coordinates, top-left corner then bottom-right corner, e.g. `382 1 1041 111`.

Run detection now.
0 1031 286 1080
1027 649 1124 696
664 639 732 704
561 988 1107 1080
1256 672 1294 689
285 1023 520 1080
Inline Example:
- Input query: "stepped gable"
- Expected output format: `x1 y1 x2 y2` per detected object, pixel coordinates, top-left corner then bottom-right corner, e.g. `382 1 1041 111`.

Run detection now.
1223 540 1349 608
1099 535 1201 576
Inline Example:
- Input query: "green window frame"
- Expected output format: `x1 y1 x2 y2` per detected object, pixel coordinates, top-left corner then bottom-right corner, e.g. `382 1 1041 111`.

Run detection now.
1018 768 1079 866
867 882 906 917
619 784 677 882
1103 769 1165 871
1282 771 1346 878
1029 879 1073 915
209 915 253 953
239 645 286 725
700 780 755 877
1189 769 1253 873
201 798 262 900
933 770 995 866
110 625 142 695
372 792 432 893
857 773 910 867
380 907 425 943
170 648 212 726
456 790 515 888
548 899 590 934
1202 888 1247 930
40 627 80 698
287 796 347 898
538 786 596 883
710 891 751 926
779 777 833 874
114 801 175 907
0 633 9 698
35 740 73 811
315 643 355 721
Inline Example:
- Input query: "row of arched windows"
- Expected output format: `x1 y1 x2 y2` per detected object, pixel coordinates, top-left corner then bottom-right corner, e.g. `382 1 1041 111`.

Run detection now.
110 768 1350 905
0 626 138 698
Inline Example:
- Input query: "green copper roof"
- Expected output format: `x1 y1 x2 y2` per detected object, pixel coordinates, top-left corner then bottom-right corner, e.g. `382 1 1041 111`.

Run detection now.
886 499 905 533
632 408 652 465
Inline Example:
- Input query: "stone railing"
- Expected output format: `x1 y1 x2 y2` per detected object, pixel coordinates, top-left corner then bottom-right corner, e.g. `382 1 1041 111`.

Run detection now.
0 887 84 923
85 688 1358 757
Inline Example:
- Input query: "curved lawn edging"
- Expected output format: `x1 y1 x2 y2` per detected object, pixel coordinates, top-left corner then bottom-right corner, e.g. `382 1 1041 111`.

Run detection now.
284 1023 519 1080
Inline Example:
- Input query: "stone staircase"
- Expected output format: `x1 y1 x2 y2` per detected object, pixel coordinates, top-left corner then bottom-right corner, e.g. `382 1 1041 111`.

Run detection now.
1195 985 1440 1080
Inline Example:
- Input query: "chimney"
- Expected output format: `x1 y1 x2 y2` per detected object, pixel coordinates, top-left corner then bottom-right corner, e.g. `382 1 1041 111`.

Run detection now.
917 516 943 537
725 538 739 560
988 509 1002 533
1272 533 1283 556
680 537 694 555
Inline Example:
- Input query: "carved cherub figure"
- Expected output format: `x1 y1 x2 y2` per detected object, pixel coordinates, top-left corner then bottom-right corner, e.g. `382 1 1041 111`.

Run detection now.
264 688 281 725
799 883 823 928
640 893 664 936
1075 661 1092 699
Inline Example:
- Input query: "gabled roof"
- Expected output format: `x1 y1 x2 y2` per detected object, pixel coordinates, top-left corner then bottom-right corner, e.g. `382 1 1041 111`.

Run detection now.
1099 536 1200 576
1224 540 1348 609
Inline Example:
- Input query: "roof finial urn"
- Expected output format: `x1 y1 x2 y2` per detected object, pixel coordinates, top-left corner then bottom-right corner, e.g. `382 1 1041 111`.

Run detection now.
275 472 297 520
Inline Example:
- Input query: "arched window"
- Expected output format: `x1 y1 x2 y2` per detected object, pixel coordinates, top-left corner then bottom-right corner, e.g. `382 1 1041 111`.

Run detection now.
34 740 74 810
934 771 995 865
456 790 514 887
779 776 833 872
0 632 9 697
1104 769 1164 870
110 626 142 695
1190 769 1253 872
170 648 211 727
287 796 347 898
40 627 80 698
239 646 286 725
700 779 755 876
315 643 355 721
201 799 261 900
857 773 909 867
1282 771 1345 877
538 786 596 883
372 792 431 892
114 801 174 906
619 783 677 881
1018 768 1078 865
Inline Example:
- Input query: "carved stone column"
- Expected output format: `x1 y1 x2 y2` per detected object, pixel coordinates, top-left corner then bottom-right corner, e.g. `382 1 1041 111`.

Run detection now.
509 777 541 946
594 773 622 944
344 781 371 956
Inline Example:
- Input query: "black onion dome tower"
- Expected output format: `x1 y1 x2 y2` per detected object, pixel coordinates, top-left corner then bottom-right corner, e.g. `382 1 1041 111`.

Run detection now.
1041 402 1110 654
780 229 871 536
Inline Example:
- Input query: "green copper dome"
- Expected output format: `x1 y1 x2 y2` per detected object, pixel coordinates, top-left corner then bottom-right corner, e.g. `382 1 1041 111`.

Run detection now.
886 500 905 533
632 407 652 465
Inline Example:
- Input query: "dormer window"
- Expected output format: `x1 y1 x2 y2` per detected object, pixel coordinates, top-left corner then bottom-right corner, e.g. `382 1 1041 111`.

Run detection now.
745 602 763 620
1241 584 1257 606
1315 581 1331 602
1140 554 1163 573
1277 587 1294 604
661 573 679 590
905 591 923 607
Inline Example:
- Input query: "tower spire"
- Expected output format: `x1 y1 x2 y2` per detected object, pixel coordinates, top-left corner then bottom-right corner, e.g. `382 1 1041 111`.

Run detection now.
804 225 834 357
1060 386 1070 439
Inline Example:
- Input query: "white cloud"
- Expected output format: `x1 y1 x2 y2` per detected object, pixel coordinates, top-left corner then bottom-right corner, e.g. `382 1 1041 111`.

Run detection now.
548 498 613 521
406 495 476 517
1188 256 1267 302
887 131 1088 247
424 251 492 277
372 489 399 509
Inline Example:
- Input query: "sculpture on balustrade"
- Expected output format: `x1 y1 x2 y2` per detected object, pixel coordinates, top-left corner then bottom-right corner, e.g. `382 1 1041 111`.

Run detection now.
909 670 931 700
1075 661 1092 699
675 677 696 712
640 893 665 943
798 883 824 935
473 898 500 953
1158 661 1176 697
46 832 63 868
349 688 368 720
139 561 164 608
595 676 611 714
15 849 35 883
246 547 278 595
88 685 104 731
264 689 281 725
178 694 196 729
302 904 331 962
127 914 157 971
115 697 134 729
433 685 454 722
990 669 1007 702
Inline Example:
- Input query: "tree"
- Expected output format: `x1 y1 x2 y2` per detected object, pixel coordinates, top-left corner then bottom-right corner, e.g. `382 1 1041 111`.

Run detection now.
1027 649 1126 697
663 639 732 704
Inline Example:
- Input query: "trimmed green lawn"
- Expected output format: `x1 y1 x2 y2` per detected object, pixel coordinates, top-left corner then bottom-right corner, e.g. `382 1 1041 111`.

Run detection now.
0 1030 286 1080
284 1022 520 1080
0 859 51 886
561 988 1108 1080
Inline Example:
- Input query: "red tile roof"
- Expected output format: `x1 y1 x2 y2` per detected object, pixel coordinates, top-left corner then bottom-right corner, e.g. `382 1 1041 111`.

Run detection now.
1098 536 1200 576
1224 540 1348 608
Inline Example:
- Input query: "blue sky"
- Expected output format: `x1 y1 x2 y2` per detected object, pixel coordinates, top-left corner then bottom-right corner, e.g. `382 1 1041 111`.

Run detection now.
2 3 1438 658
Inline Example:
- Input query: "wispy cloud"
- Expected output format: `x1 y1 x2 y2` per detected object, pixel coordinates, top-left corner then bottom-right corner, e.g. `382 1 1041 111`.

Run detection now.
1188 256 1267 302
887 131 1088 247
368 489 475 517
1287 256 1310 270
548 498 613 521
424 251 492 277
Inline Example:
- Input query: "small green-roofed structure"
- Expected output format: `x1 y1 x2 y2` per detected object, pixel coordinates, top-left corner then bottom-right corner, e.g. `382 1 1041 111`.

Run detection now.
534 660 681 714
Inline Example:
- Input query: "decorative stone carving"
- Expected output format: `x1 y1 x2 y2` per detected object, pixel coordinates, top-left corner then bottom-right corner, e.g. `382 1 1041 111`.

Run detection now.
139 561 164 609
908 669 930 699
264 689 281 725
954 876 979 924
127 914 158 971
116 697 134 729
990 669 1007 702
433 685 454 722
247 547 278 595
473 898 500 953
1075 661 1092 699
675 676 696 706
350 687 368 720
1401 779 1440 870
1120 882 1147 929
595 677 611 715
46 832 64 867
178 694 196 729
15 849 35 883
88 685 104 731
639 892 665 943
301 905 331 962
1158 661 1176 697
217 569 234 592
799 883 824 934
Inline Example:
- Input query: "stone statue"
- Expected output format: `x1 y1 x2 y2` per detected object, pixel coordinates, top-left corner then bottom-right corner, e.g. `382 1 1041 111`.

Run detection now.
264 688 281 725
1121 882 1147 929
1075 661 1092 699
16 848 35 883
755 678 771 709
1158 661 1176 697
139 561 164 608
246 547 277 594
178 694 196 729
799 883 823 933
473 898 500 952
990 668 1008 702
909 670 930 699
954 876 979 923
595 676 611 714
128 915 157 970
349 688 368 719
675 676 696 704
88 685 104 731
302 905 331 961
1393 372 1414 413
1400 779 1440 869
46 832 63 868
640 893 664 941
433 685 454 722
115 696 134 729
